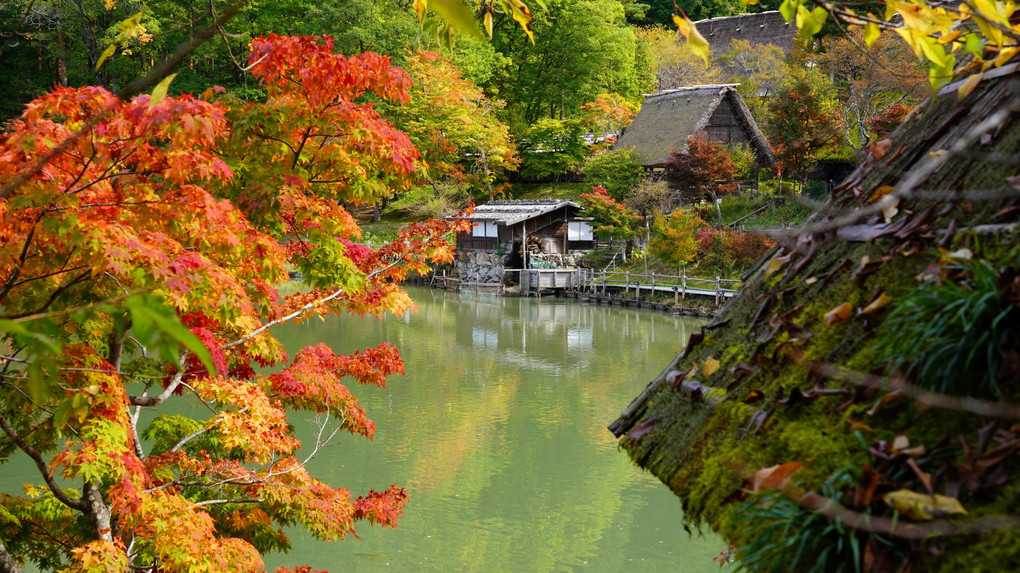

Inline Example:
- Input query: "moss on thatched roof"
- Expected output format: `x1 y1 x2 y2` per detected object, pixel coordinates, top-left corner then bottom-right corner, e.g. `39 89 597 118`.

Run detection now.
615 85 773 168
611 69 1020 571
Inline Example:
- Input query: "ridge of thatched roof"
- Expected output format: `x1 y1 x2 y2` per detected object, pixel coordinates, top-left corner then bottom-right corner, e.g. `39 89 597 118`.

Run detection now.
695 10 796 58
458 199 581 226
614 85 773 168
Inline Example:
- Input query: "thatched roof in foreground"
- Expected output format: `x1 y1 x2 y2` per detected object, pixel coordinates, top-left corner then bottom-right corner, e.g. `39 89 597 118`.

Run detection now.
611 68 1020 571
614 85 773 168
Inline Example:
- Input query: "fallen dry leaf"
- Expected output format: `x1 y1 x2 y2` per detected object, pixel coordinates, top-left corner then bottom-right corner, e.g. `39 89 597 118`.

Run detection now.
824 302 853 325
702 357 720 377
862 293 892 314
883 489 967 520
750 461 804 493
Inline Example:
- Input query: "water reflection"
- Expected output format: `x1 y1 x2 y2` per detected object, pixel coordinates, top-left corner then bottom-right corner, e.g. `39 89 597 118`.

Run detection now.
256 289 722 572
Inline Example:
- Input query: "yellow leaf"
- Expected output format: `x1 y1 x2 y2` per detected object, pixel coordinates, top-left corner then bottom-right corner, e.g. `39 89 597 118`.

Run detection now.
96 44 117 70
702 357 720 377
674 14 709 63
823 302 852 325
484 11 493 38
957 72 983 99
766 252 791 276
862 293 892 314
149 73 177 110
412 0 428 22
883 489 967 520
864 21 881 48
507 0 535 44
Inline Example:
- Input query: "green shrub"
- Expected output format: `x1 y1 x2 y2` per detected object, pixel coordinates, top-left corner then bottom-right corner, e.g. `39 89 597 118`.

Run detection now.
581 147 644 200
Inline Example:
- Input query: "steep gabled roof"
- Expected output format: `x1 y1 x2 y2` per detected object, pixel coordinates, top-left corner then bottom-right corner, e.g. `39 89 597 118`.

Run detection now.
614 85 774 167
696 11 796 59
461 199 581 226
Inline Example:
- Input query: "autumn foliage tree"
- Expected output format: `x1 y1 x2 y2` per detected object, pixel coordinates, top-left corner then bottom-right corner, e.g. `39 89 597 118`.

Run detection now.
579 186 641 242
663 134 736 210
384 50 518 199
761 69 844 191
647 208 705 271
0 35 469 572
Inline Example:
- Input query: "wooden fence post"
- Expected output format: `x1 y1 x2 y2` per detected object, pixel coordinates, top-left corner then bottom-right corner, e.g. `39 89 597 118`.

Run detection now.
635 280 640 304
715 276 720 305
682 267 687 300
625 271 630 296
651 272 656 300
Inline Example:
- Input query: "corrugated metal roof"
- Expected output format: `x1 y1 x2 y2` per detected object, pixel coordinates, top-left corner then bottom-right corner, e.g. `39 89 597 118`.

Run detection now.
458 199 581 226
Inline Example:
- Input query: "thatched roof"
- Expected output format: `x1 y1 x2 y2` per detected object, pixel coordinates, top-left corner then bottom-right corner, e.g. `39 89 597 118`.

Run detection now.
610 67 1020 570
696 11 796 58
614 85 774 168
461 199 581 226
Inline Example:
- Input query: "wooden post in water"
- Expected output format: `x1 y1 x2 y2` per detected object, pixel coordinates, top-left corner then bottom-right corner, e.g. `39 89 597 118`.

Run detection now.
635 280 640 304
651 273 656 302
625 271 630 296
674 286 679 307
602 270 607 297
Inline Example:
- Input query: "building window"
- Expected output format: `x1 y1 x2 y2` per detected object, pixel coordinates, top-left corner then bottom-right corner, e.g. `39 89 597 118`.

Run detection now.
472 221 498 238
568 221 593 241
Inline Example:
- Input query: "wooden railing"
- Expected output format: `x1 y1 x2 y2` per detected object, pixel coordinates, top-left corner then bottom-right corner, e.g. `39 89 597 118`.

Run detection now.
580 269 740 305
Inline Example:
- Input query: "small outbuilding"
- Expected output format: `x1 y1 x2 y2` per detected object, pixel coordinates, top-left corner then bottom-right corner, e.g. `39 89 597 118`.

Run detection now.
614 84 774 169
454 199 594 256
450 199 596 292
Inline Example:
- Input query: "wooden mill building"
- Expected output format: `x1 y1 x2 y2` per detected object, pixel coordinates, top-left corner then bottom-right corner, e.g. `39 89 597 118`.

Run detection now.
453 199 595 256
614 84 774 169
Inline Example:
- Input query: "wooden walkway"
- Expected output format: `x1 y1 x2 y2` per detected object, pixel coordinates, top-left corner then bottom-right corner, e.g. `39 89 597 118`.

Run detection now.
432 268 740 304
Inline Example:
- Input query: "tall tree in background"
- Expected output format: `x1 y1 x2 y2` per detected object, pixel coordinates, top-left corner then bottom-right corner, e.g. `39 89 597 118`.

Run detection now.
761 69 843 190
488 0 646 131
819 28 927 153
720 39 791 117
385 50 518 199
635 24 723 90
0 35 469 571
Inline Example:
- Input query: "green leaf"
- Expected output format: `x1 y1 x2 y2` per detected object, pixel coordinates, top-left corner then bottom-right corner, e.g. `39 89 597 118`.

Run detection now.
779 0 800 24
429 0 484 40
125 295 216 376
149 73 178 109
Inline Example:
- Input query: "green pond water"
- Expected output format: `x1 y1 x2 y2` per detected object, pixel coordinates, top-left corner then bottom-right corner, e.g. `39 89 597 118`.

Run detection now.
1 287 729 572
264 287 726 572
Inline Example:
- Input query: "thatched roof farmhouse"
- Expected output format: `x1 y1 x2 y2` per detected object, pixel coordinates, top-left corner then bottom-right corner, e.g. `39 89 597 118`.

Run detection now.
696 11 796 59
614 84 774 168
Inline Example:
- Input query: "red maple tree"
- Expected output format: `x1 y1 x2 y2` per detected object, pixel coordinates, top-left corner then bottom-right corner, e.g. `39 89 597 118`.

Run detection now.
0 35 468 572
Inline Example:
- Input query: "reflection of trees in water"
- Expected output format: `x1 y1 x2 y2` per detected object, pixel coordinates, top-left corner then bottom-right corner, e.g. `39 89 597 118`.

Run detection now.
279 288 715 571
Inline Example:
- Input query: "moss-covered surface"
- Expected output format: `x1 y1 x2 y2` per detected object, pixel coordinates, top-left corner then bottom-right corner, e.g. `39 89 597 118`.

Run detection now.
612 73 1020 571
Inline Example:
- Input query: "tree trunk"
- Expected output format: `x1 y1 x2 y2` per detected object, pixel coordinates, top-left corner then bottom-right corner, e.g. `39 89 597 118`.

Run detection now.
0 534 24 573
83 481 113 543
